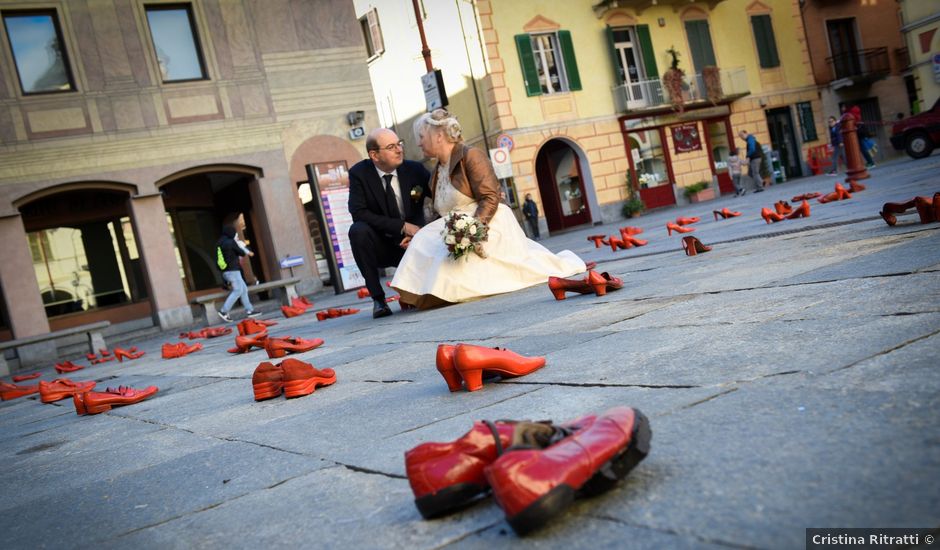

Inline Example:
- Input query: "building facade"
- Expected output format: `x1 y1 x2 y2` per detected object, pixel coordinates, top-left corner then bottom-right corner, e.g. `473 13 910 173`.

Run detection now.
0 0 379 344
358 0 828 236
897 0 940 112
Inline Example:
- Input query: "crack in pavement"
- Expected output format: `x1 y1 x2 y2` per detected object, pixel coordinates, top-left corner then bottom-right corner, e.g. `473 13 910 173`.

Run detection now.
337 462 406 480
363 379 414 384
592 514 758 549
828 326 940 374
505 381 700 389
435 521 506 548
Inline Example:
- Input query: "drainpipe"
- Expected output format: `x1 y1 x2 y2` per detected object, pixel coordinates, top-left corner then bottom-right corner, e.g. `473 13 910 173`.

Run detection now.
412 0 433 72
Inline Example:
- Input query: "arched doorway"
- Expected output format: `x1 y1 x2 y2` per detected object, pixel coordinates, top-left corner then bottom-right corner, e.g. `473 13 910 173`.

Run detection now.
16 185 149 323
157 166 265 296
535 139 593 232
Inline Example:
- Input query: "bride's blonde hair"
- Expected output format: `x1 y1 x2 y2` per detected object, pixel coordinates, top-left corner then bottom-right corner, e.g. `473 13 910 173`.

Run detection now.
413 109 462 144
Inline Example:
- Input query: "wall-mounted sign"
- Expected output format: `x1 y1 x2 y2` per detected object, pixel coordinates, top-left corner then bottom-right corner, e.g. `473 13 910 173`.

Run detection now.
671 123 702 153
496 133 514 151
489 147 513 179
349 127 365 140
279 256 304 268
421 69 448 111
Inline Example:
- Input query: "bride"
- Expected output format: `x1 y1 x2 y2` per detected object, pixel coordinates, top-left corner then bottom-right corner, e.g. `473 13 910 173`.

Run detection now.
391 109 586 309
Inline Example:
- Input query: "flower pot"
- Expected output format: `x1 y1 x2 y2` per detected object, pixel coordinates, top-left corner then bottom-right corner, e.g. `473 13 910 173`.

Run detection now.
688 187 716 203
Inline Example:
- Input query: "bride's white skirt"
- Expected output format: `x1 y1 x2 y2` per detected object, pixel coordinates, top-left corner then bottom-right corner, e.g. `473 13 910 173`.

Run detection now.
391 203 585 306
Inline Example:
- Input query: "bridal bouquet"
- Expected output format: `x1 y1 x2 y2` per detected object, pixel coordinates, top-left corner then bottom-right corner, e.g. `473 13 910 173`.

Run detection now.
442 211 488 260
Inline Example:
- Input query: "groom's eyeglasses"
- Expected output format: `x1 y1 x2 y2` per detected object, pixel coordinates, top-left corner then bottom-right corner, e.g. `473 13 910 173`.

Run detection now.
371 140 405 152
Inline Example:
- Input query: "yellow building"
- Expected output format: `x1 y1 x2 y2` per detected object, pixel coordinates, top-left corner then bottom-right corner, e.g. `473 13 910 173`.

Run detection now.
359 0 826 233
898 0 940 111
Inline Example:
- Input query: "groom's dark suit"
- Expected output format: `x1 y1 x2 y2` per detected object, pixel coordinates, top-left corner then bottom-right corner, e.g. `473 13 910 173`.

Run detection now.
348 158 431 302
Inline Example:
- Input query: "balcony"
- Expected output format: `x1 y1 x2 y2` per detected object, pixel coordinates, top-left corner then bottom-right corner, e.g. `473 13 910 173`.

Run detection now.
592 0 727 16
612 66 749 114
826 47 890 89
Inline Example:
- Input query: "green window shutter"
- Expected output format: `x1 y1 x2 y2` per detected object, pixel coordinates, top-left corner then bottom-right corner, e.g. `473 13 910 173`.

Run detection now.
514 34 542 97
558 30 581 91
606 26 625 83
751 15 780 68
635 24 658 78
684 20 716 73
797 101 817 141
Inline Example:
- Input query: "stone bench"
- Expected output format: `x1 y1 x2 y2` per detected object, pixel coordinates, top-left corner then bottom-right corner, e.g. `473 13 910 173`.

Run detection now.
192 277 300 325
0 320 111 376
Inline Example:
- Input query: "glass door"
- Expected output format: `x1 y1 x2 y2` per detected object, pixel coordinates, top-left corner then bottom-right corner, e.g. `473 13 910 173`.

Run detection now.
706 119 734 194
612 27 648 108
535 140 592 231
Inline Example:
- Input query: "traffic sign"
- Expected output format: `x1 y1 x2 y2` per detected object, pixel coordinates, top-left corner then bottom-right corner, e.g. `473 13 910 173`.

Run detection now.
489 147 513 179
496 133 514 151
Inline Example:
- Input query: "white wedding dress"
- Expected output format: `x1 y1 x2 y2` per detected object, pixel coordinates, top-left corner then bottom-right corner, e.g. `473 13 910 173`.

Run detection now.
391 164 586 308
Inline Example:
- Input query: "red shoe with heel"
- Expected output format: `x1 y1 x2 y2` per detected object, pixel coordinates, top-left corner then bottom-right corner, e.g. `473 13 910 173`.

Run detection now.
453 344 546 392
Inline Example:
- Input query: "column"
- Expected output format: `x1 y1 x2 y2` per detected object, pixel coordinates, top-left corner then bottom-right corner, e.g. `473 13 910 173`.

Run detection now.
128 193 193 329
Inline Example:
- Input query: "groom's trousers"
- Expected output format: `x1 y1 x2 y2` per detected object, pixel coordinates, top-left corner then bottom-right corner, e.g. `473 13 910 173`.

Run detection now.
349 221 405 301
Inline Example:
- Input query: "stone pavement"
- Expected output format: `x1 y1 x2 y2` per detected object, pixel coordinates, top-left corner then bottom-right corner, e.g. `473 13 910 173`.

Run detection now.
2 156 939 549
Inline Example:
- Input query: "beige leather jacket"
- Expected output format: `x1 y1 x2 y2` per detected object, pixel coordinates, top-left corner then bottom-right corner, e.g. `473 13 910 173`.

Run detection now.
430 143 501 225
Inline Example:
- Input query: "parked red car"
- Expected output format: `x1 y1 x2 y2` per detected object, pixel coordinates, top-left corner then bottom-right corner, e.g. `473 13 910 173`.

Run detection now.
890 98 940 159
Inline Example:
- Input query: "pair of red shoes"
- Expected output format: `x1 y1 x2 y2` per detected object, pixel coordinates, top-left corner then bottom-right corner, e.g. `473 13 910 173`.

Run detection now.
681 235 712 256
55 361 85 373
880 192 940 226
817 182 853 203
713 207 741 220
87 349 115 364
436 344 545 392
281 296 315 318
179 327 232 339
264 336 324 358
548 271 623 300
251 358 336 401
405 406 651 535
761 200 811 223
73 385 158 415
315 308 360 321
161 342 203 359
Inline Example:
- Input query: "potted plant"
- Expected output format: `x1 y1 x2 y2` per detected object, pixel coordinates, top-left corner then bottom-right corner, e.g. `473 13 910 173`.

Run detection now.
622 196 646 218
662 47 686 113
702 66 722 105
682 181 715 203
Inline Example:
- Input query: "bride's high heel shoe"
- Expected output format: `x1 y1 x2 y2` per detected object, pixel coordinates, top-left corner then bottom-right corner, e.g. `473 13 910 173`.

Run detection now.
587 271 623 296
681 236 712 256
666 222 694 236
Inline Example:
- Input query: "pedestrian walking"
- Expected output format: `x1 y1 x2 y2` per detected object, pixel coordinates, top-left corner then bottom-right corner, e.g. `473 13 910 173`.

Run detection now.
738 130 764 192
827 116 846 175
216 225 261 322
728 147 745 196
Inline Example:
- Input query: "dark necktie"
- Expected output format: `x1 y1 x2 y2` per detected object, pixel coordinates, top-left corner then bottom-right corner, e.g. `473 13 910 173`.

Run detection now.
383 173 402 219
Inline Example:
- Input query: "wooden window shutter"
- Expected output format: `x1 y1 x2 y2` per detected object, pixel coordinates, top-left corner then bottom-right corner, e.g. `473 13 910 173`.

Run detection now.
367 8 384 55
558 30 582 91
635 25 659 78
685 20 716 73
514 34 542 96
751 15 780 68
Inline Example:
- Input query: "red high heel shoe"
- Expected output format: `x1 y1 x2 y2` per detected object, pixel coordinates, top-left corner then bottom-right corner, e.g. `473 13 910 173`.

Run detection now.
761 207 785 223
619 226 643 237
227 332 267 354
290 296 312 311
622 235 648 247
587 235 607 248
608 236 631 251
712 207 741 220
114 347 145 362
786 200 811 220
90 355 114 365
914 195 937 224
547 275 594 300
264 336 325 359
666 222 694 235
237 318 275 336
587 271 623 296
453 344 546 392
681 236 712 256
435 344 462 392
357 287 371 299
792 192 821 202
835 182 852 200
774 201 793 215
55 361 85 374
484 407 650 536
163 342 203 359
880 199 916 226
675 216 699 226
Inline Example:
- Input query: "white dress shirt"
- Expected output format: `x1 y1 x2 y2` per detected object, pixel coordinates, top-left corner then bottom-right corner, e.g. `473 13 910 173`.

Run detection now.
374 166 405 218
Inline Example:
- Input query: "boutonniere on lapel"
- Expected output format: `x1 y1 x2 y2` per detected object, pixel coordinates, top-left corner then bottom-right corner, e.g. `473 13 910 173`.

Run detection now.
410 185 423 202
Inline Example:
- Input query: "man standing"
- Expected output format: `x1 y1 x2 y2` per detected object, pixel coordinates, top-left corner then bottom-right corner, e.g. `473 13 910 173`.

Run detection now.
522 193 540 240
739 130 764 193
827 116 845 175
348 128 431 319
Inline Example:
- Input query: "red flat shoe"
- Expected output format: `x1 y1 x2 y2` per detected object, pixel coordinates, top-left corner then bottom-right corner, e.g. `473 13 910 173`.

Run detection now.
357 288 371 299
681 235 712 256
264 336 325 359
281 305 307 318
73 385 158 415
675 216 699 226
39 378 96 403
666 222 694 236
587 271 623 296
90 356 114 364
252 362 284 401
55 361 85 374
453 344 545 392
281 358 336 398
237 318 274 336
484 407 651 535
0 382 39 400
290 297 312 311
12 372 41 382
315 311 329 321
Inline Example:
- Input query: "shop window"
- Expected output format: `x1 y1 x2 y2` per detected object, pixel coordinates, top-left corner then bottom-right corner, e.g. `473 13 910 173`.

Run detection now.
359 8 384 59
751 14 780 68
2 9 76 94
684 19 716 74
514 31 581 96
628 129 669 189
145 4 208 82
29 218 147 318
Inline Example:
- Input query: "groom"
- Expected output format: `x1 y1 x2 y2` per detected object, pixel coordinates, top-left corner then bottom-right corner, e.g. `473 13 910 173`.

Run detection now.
348 128 431 318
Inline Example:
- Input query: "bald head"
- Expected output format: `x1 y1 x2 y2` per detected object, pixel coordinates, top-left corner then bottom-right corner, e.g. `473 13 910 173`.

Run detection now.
366 128 404 172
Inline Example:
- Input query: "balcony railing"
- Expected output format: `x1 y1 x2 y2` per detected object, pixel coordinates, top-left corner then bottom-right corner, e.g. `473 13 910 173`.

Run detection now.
612 66 749 113
825 47 890 85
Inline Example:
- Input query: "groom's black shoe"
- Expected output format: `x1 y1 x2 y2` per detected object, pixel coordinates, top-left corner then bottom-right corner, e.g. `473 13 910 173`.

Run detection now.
373 298 393 319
